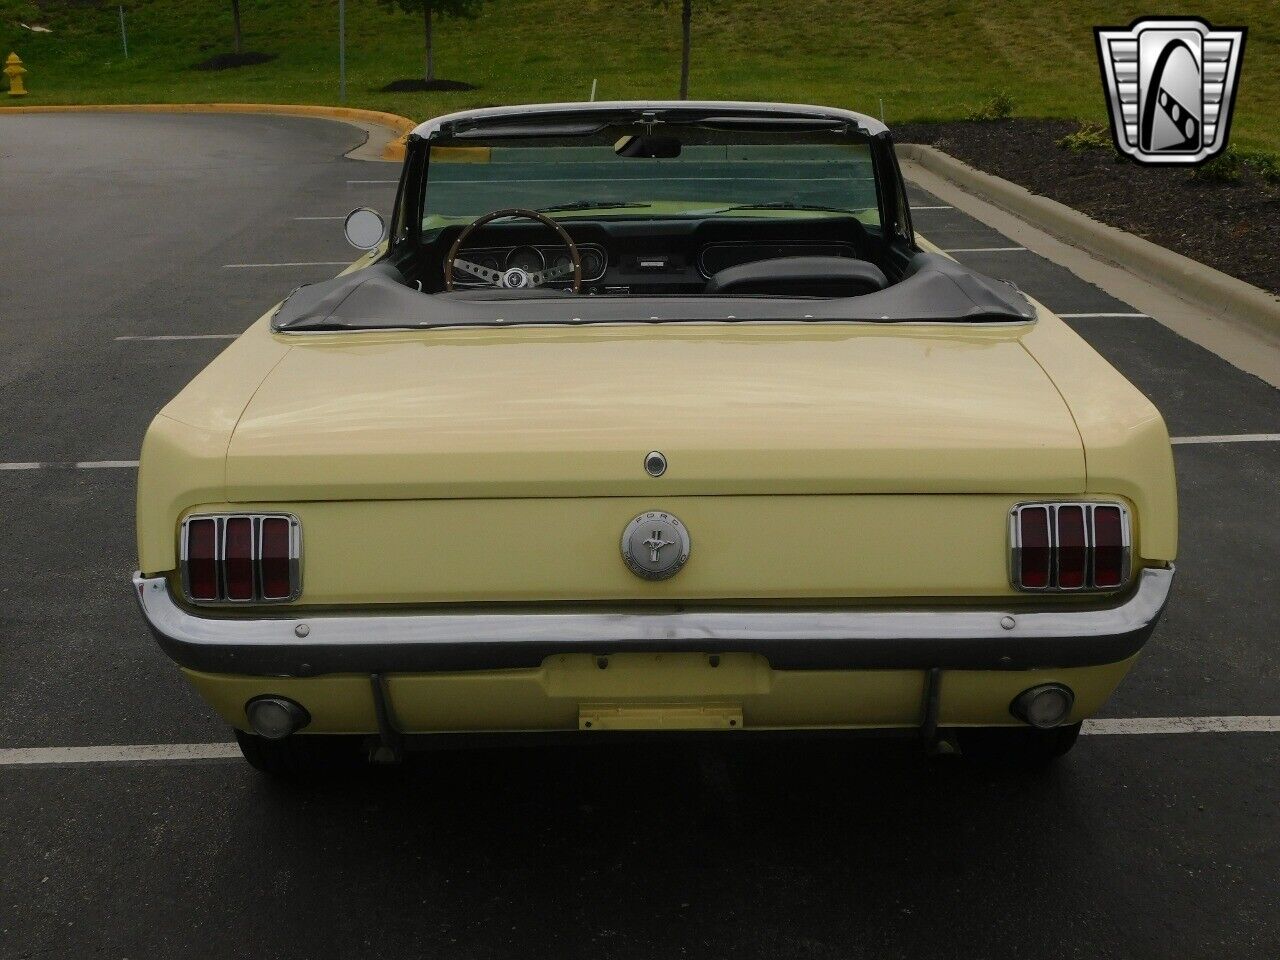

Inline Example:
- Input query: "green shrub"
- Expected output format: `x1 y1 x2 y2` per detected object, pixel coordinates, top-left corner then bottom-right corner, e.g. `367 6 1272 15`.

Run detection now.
1195 147 1280 184
1240 150 1280 184
1056 121 1111 151
965 91 1014 121
1191 148 1243 183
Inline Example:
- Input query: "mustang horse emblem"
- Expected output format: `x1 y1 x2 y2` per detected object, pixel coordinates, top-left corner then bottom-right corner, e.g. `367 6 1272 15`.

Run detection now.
642 530 674 563
621 512 690 581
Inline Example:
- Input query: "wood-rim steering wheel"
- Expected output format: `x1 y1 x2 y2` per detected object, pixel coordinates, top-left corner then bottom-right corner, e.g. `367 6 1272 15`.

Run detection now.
443 208 583 293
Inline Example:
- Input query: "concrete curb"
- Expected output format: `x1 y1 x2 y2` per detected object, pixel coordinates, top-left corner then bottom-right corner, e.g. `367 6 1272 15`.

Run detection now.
0 102 415 161
898 143 1280 337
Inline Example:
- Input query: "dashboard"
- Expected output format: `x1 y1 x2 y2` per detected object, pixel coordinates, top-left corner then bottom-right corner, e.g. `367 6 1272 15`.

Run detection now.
430 215 875 295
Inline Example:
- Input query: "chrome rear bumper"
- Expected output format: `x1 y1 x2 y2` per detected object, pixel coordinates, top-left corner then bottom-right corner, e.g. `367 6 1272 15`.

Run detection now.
133 567 1173 677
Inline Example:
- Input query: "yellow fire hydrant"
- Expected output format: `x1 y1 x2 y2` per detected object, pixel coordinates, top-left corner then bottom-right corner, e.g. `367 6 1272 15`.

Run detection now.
5 52 28 97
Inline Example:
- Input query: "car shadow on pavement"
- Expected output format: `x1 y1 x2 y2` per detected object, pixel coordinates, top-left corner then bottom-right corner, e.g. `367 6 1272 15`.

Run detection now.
210 739 1131 958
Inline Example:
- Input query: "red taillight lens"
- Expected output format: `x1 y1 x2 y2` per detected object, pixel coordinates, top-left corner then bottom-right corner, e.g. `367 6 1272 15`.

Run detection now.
1056 505 1087 589
223 517 255 601
186 518 219 600
260 517 293 599
1018 507 1051 588
1092 506 1125 587
1012 502 1129 593
182 514 300 603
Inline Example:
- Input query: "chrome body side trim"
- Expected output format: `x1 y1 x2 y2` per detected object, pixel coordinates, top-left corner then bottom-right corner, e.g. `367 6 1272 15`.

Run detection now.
134 567 1173 677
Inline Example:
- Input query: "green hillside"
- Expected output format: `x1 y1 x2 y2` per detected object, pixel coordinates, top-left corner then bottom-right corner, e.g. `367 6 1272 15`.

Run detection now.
2 0 1277 152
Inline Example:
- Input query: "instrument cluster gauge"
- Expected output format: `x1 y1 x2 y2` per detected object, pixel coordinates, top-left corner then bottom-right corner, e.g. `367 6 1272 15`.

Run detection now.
580 248 605 280
506 247 545 273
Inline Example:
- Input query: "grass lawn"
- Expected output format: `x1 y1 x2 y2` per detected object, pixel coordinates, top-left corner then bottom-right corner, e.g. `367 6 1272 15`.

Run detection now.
2 0 1277 153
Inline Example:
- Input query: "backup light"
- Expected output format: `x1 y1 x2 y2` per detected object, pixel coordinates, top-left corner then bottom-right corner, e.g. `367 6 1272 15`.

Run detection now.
1010 502 1131 592
180 514 301 604
1011 683 1075 729
245 696 310 739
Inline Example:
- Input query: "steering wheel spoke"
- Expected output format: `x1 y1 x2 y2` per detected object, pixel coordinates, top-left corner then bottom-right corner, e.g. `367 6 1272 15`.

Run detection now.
528 261 576 286
452 258 504 284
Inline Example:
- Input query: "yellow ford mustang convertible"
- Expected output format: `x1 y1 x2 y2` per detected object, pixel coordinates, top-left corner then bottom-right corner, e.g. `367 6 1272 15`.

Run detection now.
133 102 1176 776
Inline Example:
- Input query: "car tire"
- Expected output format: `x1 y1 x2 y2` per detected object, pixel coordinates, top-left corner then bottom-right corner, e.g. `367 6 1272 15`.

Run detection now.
234 729 367 779
955 721 1083 765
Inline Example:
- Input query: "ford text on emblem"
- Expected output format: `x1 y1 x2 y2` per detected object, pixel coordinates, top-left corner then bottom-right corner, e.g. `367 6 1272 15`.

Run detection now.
621 512 690 581
1095 17 1246 165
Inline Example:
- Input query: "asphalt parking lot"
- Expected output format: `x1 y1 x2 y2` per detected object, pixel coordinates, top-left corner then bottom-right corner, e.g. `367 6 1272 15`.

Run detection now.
1 112 1277 959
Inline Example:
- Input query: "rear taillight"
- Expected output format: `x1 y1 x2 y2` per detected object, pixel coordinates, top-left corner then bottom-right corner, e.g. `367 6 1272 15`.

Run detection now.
259 517 294 600
223 517 255 601
180 514 301 604
1092 505 1126 588
1055 505 1087 590
1010 502 1130 592
1017 506 1051 589
185 518 219 601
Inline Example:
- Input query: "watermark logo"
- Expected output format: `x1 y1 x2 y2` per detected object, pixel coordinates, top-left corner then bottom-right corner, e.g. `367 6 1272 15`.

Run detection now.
1095 17 1246 165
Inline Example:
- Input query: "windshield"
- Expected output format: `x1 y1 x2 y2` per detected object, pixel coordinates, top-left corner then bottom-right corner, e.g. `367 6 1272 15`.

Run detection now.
419 127 880 234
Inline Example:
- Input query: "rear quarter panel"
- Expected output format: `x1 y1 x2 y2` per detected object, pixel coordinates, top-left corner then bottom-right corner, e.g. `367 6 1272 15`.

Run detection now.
1019 303 1178 562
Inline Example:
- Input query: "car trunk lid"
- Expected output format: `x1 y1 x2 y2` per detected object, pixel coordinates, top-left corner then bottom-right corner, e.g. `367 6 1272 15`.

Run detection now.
225 324 1083 499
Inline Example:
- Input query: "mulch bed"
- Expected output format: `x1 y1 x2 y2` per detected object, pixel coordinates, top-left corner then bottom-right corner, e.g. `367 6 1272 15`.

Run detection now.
193 51 277 71
380 78 476 92
895 119 1280 296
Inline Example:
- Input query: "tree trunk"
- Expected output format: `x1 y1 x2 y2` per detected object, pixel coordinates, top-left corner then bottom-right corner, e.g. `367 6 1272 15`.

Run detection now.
423 0 434 84
231 0 242 55
679 0 691 99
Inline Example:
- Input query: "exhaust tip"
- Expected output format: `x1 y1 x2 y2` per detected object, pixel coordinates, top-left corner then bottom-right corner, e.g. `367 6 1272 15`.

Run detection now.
1010 683 1075 729
245 696 311 740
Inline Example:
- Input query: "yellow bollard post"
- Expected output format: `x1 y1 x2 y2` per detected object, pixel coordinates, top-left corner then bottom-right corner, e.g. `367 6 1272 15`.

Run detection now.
5 52 28 97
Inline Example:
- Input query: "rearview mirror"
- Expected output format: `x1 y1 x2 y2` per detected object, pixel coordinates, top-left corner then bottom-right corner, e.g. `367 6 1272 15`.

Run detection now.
614 135 682 159
344 207 386 250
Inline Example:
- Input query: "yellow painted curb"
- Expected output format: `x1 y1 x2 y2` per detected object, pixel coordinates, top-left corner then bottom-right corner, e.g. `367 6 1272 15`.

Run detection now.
0 102 416 161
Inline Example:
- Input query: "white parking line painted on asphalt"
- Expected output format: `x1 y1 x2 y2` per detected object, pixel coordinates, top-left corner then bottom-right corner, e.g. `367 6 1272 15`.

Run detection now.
910 205 954 210
0 743 240 766
115 334 240 341
1083 716 1280 735
0 460 138 471
3 717 1280 765
223 261 350 268
1171 434 1280 445
1056 312 1150 318
942 246 1029 253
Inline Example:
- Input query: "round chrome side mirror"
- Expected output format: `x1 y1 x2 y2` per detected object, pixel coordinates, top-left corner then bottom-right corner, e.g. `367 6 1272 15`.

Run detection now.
344 207 386 250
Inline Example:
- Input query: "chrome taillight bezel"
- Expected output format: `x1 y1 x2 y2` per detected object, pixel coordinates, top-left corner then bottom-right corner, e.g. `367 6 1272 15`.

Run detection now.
1009 501 1131 593
180 513 302 605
